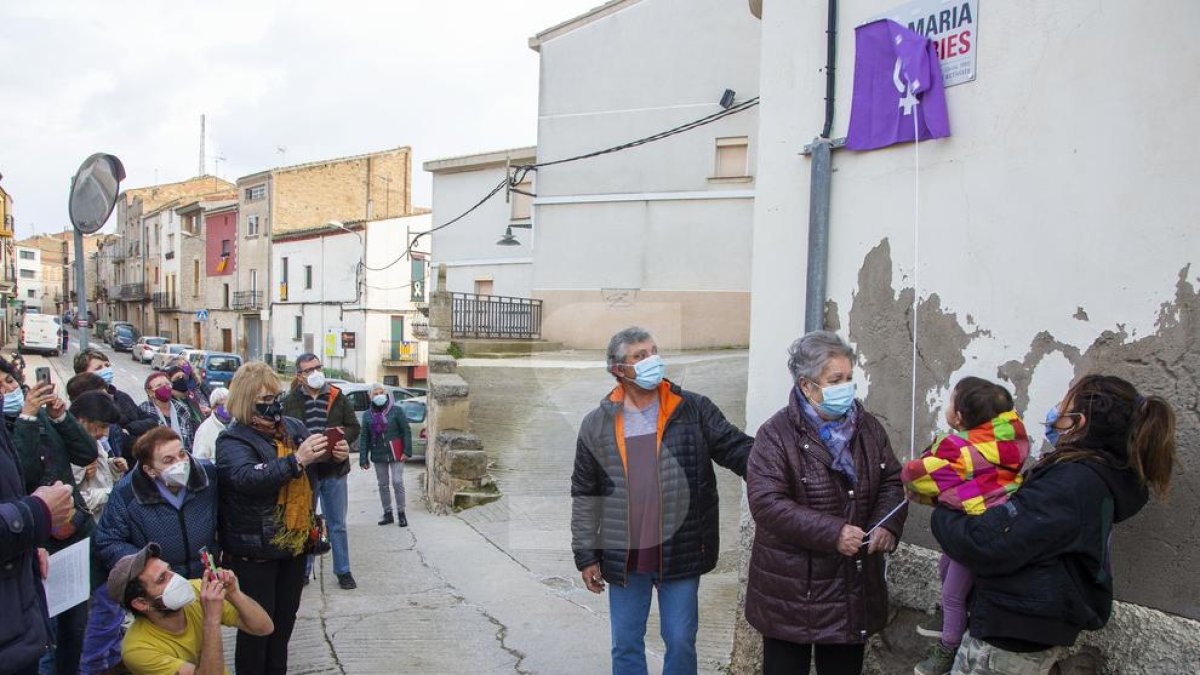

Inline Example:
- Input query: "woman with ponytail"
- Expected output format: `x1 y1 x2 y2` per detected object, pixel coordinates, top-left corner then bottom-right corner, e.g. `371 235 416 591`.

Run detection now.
932 374 1176 674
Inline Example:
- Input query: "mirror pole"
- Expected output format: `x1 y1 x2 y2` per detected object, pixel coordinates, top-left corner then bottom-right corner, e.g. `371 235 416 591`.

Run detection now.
74 229 88 351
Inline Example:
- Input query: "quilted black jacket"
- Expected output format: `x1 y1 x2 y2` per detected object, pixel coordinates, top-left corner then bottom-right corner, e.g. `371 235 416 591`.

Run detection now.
570 380 752 586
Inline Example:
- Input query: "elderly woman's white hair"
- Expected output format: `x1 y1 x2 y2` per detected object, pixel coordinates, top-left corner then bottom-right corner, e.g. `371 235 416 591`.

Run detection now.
208 386 230 406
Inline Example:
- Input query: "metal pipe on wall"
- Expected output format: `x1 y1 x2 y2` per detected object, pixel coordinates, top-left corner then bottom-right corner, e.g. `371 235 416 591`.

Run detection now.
804 0 838 333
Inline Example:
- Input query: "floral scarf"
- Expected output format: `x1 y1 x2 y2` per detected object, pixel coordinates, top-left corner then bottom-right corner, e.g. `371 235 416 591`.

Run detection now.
795 386 859 486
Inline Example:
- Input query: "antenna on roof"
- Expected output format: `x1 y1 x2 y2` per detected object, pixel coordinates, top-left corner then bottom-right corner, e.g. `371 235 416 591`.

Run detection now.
277 146 287 166
199 114 206 177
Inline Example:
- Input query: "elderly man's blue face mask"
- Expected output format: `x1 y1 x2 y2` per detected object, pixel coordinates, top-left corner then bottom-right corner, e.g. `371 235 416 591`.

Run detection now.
622 355 665 391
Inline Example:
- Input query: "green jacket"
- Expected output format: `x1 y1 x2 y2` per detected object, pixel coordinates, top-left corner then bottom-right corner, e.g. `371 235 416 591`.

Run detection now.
11 409 99 554
358 405 412 465
282 383 359 479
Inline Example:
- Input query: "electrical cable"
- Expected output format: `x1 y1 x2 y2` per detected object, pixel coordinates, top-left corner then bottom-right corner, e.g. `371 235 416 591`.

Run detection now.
363 96 761 272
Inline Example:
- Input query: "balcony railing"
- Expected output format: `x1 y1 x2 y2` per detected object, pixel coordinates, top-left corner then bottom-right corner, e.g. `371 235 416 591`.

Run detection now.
152 292 178 309
119 283 146 301
380 340 418 365
451 292 542 340
231 290 262 310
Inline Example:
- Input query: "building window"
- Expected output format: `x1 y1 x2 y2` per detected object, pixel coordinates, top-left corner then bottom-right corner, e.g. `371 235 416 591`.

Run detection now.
19 269 34 279
249 269 258 294
293 315 302 340
511 180 533 221
280 257 288 285
221 239 230 256
714 137 749 178
166 234 175 257
193 260 200 296
247 215 260 236
26 289 35 298
18 250 34 260
223 284 230 309
244 185 266 201
304 265 313 290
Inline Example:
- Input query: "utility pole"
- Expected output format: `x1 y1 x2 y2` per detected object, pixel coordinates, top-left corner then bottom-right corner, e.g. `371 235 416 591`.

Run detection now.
199 114 206 177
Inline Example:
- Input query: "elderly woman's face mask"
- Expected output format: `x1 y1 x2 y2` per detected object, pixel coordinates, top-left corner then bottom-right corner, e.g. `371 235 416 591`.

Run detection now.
801 356 856 419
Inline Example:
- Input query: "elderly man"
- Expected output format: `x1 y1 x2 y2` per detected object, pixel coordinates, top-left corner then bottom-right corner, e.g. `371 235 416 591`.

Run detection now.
571 326 753 675
281 353 358 589
107 543 273 675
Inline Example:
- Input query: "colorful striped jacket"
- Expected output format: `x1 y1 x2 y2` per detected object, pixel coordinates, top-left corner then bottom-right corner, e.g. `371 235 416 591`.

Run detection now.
902 411 1029 515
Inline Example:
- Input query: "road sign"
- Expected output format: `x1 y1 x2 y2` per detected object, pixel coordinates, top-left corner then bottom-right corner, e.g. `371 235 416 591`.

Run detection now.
195 309 209 321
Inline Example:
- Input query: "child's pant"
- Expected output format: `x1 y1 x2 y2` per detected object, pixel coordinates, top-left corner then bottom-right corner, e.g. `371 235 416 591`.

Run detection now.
940 553 974 650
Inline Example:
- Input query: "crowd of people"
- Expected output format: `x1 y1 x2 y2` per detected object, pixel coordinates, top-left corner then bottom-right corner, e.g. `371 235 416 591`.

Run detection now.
0 348 398 675
0 325 1179 675
572 328 1177 675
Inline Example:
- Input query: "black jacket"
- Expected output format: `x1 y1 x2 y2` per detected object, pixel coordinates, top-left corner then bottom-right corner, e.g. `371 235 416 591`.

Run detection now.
110 386 158 450
932 457 1149 648
215 418 338 561
570 380 752 586
10 411 97 554
0 421 53 672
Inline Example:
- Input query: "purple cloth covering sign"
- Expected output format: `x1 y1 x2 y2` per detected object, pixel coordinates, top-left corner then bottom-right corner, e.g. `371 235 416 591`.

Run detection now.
846 19 951 151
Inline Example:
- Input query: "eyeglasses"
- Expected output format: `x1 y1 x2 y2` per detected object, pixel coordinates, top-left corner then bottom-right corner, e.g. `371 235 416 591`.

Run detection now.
297 365 323 376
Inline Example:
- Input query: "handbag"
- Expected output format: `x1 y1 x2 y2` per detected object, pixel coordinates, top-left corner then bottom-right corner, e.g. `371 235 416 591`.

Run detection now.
389 438 407 462
305 514 331 555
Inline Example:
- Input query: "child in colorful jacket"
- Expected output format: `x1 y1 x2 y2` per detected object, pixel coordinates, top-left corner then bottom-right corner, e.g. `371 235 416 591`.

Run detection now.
902 377 1030 675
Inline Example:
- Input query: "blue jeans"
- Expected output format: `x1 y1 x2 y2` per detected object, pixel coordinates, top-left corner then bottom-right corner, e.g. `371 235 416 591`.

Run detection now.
79 586 124 674
608 572 700 675
318 474 350 575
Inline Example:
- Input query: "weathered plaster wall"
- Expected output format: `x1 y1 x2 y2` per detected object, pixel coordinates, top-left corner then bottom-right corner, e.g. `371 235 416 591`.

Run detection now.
740 0 1200 669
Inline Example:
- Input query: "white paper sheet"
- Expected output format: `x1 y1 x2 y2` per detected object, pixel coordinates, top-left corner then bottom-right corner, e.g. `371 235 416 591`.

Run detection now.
45 538 90 618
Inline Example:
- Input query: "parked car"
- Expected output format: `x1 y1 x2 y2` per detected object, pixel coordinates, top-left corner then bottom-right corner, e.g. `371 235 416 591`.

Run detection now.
330 382 422 412
150 343 194 371
18 313 62 355
188 351 242 389
132 336 169 363
108 323 139 352
400 396 427 461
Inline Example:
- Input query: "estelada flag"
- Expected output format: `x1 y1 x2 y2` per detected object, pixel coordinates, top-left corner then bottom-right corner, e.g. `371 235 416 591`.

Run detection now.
846 19 951 151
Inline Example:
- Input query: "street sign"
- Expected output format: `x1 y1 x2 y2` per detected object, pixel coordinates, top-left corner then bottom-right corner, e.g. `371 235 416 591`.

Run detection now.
195 309 209 322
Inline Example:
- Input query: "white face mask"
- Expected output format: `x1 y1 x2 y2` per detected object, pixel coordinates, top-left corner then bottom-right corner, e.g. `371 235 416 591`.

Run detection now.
159 460 191 489
306 370 325 390
156 573 197 611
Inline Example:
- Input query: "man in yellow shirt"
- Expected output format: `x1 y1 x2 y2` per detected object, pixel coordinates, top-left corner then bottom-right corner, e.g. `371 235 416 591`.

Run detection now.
106 543 274 675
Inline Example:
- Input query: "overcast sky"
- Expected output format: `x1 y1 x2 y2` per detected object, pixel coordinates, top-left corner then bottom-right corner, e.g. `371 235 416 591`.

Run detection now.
0 0 600 237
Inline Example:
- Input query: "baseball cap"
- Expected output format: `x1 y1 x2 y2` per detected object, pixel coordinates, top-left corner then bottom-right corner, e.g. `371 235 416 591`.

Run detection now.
106 542 162 604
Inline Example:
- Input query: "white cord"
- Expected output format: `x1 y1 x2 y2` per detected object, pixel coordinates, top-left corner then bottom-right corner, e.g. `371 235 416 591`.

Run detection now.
909 99 921 461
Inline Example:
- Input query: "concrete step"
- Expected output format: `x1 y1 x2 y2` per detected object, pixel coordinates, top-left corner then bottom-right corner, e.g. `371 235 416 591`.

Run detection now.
455 339 562 357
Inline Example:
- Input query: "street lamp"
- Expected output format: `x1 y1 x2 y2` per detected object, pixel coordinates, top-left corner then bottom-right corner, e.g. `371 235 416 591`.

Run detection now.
495 222 532 246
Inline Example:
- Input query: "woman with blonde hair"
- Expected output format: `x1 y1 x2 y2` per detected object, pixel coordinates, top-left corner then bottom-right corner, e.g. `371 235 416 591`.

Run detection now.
216 361 348 674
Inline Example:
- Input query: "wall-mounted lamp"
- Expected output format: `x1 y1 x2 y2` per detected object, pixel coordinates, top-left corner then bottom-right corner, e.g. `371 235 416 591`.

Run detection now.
719 89 736 110
495 222 532 247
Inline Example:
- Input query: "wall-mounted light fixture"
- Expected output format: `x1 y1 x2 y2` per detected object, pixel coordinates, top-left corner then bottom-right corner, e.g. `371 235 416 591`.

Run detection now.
495 222 532 247
719 89 736 110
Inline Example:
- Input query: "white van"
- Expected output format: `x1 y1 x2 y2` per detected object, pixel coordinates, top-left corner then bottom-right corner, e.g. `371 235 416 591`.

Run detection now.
19 313 62 355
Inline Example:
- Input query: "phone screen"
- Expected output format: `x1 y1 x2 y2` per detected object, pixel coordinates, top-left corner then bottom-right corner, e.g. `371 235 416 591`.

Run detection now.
35 367 51 385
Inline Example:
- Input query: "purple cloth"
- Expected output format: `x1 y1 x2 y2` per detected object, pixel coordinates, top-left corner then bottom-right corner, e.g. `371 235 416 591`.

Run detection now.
369 398 392 438
846 19 951 151
939 553 973 649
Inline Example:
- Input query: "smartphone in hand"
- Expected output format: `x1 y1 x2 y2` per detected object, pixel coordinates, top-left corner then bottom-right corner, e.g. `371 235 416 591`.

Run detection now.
324 426 345 448
35 367 51 386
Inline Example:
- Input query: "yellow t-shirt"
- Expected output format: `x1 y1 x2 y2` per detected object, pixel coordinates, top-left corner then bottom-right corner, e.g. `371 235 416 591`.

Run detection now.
122 579 241 675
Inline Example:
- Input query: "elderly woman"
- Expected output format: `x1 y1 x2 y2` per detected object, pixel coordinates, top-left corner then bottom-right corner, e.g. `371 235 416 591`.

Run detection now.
191 386 229 461
216 361 345 675
358 384 412 527
140 371 196 451
745 331 906 675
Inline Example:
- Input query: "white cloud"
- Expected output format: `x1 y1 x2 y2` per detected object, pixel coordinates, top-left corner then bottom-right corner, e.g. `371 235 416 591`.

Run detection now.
0 0 600 235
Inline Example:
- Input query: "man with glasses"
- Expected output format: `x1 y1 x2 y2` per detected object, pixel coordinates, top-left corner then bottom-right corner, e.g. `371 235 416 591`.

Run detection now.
282 353 360 589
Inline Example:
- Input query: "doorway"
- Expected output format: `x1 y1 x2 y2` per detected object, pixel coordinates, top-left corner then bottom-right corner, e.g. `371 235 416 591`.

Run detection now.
193 322 202 349
221 328 232 353
245 317 261 360
389 315 404 360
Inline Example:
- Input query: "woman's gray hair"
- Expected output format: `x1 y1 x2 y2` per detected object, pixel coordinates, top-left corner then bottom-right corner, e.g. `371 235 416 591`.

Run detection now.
606 326 654 369
208 387 230 406
787 331 855 382
369 382 386 392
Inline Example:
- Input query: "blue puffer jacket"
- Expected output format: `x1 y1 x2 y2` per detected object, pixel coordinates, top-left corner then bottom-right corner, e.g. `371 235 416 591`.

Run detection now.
0 422 53 672
92 456 219 580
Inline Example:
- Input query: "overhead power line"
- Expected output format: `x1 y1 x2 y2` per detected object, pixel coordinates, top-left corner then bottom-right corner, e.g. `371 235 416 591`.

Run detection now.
370 96 761 272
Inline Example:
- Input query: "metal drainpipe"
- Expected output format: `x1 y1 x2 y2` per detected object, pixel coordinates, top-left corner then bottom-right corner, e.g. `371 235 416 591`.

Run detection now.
804 0 838 333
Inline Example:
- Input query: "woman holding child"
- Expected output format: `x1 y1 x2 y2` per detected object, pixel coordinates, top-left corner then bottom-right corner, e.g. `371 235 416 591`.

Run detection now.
744 331 907 675
931 374 1176 675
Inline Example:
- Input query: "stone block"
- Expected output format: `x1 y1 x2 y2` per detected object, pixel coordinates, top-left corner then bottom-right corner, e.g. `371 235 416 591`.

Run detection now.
433 397 470 432
448 450 488 481
434 430 483 453
428 354 457 374
430 374 469 401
